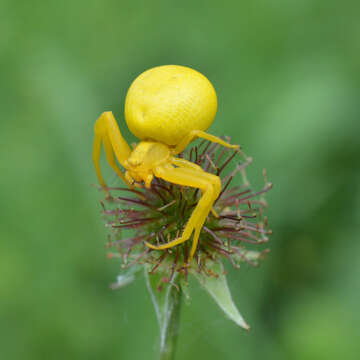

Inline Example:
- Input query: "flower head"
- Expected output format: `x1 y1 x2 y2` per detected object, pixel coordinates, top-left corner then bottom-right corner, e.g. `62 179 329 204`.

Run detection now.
101 138 272 282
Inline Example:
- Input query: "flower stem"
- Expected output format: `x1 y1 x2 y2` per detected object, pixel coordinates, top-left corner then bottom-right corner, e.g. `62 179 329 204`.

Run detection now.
144 268 182 360
159 284 182 360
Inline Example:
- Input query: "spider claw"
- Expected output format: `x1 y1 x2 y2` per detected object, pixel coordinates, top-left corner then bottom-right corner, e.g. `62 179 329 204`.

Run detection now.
145 235 189 251
144 241 159 250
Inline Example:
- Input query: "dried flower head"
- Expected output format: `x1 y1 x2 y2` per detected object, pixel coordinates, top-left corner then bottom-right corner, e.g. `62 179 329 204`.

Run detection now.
101 138 272 285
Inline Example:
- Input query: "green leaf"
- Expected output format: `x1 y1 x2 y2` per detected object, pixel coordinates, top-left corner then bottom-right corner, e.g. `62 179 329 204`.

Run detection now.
192 260 250 330
144 266 182 360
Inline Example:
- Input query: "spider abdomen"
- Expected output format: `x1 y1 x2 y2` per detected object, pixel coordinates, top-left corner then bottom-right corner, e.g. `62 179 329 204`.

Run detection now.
124 65 217 146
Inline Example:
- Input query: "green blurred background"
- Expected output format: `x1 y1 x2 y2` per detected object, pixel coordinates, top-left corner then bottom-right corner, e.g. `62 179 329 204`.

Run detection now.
1 0 360 359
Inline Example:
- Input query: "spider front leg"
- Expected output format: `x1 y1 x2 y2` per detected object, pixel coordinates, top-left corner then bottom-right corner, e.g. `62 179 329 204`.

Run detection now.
173 129 240 155
145 164 221 263
93 112 133 190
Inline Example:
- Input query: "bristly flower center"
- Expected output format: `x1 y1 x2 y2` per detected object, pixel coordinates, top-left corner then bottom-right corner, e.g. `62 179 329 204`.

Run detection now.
101 138 272 279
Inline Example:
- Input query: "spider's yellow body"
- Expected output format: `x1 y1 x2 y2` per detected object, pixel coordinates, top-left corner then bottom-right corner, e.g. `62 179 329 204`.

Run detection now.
93 65 239 262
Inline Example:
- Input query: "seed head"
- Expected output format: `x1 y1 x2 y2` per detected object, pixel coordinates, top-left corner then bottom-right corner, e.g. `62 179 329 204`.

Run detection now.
99 138 272 282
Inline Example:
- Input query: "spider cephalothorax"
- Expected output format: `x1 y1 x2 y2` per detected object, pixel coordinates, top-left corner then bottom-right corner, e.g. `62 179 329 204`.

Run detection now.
93 65 239 262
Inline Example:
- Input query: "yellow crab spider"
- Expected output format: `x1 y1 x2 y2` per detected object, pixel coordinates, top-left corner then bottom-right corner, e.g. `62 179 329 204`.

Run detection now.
93 65 239 263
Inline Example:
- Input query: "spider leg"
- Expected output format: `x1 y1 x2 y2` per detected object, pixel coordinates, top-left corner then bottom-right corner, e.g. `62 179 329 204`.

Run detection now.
173 130 240 155
171 157 203 171
93 112 132 189
171 157 219 217
145 164 221 262
190 227 202 261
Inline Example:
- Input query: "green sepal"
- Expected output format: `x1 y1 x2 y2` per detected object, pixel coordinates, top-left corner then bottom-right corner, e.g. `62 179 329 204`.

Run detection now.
191 260 250 330
179 276 191 304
